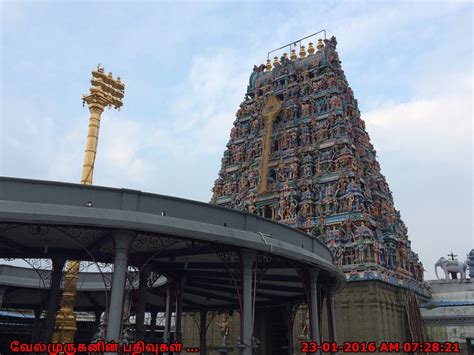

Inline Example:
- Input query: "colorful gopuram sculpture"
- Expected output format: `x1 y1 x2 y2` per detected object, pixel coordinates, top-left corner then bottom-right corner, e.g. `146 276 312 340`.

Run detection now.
212 36 429 295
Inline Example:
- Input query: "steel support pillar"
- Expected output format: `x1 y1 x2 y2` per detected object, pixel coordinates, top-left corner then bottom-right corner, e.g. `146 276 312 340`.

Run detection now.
44 255 66 342
150 311 157 342
136 266 150 340
326 288 336 343
309 268 321 354
253 309 267 354
31 307 42 342
200 310 207 355
174 276 185 354
105 231 134 343
163 282 173 355
285 304 296 355
0 286 6 308
93 309 102 339
240 250 256 355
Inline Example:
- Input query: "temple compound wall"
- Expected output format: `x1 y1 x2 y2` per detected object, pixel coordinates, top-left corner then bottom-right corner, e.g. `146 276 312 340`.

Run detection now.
421 279 474 354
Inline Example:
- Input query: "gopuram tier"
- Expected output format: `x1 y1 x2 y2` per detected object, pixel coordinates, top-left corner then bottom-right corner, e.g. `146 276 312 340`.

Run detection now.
212 36 429 297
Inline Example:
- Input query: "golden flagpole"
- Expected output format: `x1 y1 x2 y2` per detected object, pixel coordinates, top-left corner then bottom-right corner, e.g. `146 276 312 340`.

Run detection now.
53 65 125 342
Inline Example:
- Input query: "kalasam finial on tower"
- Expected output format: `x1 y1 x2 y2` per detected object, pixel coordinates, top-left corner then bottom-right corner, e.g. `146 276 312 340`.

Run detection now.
290 49 298 60
265 59 272 71
317 38 324 50
273 56 280 66
299 45 306 58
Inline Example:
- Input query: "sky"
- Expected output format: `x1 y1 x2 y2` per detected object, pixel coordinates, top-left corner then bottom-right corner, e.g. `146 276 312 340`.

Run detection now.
0 0 472 280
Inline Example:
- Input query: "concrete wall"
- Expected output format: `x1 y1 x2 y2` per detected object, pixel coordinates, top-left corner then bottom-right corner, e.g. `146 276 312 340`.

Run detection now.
334 280 409 343
421 279 474 355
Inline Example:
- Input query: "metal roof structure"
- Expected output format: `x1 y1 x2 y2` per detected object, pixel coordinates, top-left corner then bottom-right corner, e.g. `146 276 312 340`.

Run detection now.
0 177 344 312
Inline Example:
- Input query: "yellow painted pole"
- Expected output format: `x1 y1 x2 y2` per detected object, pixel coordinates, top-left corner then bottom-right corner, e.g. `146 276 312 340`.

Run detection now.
53 66 124 343
81 103 104 185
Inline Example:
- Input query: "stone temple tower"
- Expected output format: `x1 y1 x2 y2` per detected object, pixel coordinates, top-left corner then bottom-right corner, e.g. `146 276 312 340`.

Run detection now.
212 35 430 342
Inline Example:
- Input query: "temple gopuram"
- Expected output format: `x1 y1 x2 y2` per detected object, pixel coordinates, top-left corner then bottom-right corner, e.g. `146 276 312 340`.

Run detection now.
212 35 431 342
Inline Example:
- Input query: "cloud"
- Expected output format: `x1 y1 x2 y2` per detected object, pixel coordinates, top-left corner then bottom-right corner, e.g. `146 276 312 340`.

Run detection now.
170 48 251 154
0 96 81 182
364 85 472 165
0 42 255 195
361 66 472 279
81 48 255 197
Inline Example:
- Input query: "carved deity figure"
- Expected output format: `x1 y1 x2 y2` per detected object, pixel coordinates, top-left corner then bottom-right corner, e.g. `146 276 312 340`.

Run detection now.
302 185 312 201
247 201 256 214
247 146 256 161
213 180 223 197
300 310 310 341
282 203 291 220
301 84 311 96
278 197 288 220
304 129 312 145
92 312 107 341
235 148 243 163
335 246 344 267
289 161 299 179
301 102 311 117
345 193 354 212
398 247 408 270
405 252 411 272
290 131 298 147
335 177 347 197
373 241 382 264
277 160 286 182
300 125 312 145
218 313 230 345
289 199 297 218
302 162 313 177
230 126 240 139
384 249 391 268
250 119 259 134
311 218 327 241
349 251 355 265
356 238 365 264
316 126 329 141
396 248 403 270
315 161 322 174
414 260 425 281
280 131 290 150
330 95 342 110
231 179 239 194
300 202 312 217
263 83 272 94
324 184 334 213
239 175 247 192
248 170 256 189
223 179 232 195
312 79 325 91
327 76 337 88
333 196 340 213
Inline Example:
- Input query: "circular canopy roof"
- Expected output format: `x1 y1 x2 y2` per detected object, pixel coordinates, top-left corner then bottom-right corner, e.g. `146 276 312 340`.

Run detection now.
0 177 344 311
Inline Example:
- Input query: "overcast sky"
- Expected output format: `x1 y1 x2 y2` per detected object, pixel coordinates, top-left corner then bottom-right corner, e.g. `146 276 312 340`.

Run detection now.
1 0 472 280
